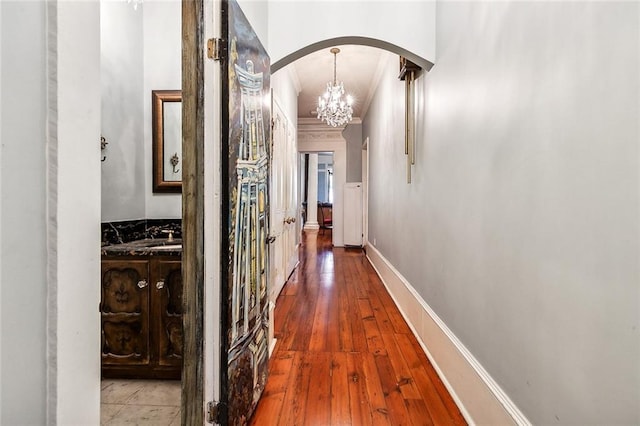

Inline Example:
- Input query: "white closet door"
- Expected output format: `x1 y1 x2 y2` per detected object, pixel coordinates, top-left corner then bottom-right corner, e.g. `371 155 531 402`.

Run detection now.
269 98 298 301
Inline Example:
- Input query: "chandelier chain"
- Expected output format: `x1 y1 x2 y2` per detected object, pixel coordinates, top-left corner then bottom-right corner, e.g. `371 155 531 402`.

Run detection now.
333 50 337 84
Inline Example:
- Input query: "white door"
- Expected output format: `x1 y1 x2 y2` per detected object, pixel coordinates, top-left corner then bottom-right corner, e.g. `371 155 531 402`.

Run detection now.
270 98 299 301
283 108 299 278
270 99 287 299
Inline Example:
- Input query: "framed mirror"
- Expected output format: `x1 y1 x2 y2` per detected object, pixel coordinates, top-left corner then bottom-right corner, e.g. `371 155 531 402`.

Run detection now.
152 90 182 193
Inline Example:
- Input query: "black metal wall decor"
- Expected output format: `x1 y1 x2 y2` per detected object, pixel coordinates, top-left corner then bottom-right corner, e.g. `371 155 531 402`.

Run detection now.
399 57 422 184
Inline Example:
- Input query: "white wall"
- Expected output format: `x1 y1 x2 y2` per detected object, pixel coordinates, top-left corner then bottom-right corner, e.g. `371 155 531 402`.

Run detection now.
1 1 101 424
272 67 298 123
143 0 182 219
363 2 639 424
0 2 48 423
268 1 435 70
101 1 145 221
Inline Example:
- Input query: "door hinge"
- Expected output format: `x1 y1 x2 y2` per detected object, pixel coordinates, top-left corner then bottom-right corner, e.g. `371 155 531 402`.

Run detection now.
207 401 223 424
207 38 223 60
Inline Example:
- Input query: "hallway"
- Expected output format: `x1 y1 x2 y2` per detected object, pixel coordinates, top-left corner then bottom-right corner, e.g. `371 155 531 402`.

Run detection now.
251 231 466 425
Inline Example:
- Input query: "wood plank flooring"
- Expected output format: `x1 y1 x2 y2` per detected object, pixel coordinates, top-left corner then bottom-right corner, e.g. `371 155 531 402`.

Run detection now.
251 231 466 426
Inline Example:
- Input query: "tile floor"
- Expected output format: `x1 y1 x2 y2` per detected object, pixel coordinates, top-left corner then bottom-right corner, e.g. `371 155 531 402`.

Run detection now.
101 379 181 425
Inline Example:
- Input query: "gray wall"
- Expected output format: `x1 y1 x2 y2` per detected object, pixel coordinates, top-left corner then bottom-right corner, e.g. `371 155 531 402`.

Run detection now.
101 1 145 221
143 0 182 219
0 2 47 423
237 0 269 53
101 0 182 222
363 2 639 424
343 122 362 182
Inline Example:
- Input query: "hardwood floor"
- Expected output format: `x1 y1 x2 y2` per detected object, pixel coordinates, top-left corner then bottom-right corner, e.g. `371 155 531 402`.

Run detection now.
250 231 467 426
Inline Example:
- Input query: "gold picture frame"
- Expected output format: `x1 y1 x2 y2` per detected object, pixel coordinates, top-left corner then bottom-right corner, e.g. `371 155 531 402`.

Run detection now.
152 90 182 193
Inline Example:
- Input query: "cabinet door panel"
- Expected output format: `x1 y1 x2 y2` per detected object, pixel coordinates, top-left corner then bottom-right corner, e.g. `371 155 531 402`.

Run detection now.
153 258 183 369
101 259 150 366
102 318 146 357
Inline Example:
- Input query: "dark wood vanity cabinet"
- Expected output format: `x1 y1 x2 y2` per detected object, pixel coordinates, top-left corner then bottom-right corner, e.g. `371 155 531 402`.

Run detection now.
100 256 182 379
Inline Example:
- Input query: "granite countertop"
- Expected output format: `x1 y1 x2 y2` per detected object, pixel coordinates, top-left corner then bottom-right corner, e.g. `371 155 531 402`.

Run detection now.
101 238 182 257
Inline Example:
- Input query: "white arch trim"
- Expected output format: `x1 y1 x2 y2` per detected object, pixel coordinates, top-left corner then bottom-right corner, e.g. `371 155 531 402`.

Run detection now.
268 0 436 71
272 36 434 74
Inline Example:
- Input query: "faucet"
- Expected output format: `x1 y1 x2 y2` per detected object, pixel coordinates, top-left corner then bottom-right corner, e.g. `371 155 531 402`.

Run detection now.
162 229 174 242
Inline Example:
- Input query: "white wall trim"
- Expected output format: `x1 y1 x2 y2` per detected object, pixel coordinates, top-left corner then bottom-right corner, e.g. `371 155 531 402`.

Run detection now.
203 0 222 410
45 1 59 420
365 242 531 426
0 2 3 419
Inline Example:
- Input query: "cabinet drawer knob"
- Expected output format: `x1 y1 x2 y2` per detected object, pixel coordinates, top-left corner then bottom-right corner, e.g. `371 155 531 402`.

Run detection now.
156 281 165 290
137 280 148 288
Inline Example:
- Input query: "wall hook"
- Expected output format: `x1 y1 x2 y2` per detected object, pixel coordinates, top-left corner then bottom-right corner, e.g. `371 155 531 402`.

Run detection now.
170 152 180 173
101 136 108 162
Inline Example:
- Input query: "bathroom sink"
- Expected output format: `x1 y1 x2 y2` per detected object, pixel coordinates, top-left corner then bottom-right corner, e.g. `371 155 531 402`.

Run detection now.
127 238 182 248
102 238 182 255
149 244 182 250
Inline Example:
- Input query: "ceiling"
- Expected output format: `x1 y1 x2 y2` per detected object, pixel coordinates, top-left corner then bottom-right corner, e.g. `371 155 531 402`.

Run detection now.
285 45 393 122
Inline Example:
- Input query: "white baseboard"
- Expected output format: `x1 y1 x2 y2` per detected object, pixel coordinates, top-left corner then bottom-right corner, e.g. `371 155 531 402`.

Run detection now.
365 243 531 426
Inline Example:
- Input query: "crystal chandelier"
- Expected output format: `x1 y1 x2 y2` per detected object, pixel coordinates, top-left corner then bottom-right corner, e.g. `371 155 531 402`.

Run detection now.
127 0 143 10
317 48 353 127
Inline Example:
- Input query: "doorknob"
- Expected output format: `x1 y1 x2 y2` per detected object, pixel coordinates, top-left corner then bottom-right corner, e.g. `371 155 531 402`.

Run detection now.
156 281 165 290
137 280 148 288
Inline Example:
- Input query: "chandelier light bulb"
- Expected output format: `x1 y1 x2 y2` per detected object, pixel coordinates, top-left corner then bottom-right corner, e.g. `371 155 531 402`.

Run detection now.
127 0 143 10
317 48 354 127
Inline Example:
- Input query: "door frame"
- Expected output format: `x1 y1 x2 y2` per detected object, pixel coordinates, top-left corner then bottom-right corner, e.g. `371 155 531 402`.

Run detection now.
181 0 211 423
362 137 369 246
298 121 347 247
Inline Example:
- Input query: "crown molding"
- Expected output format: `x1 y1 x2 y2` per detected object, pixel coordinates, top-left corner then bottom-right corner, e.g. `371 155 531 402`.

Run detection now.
298 117 362 130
